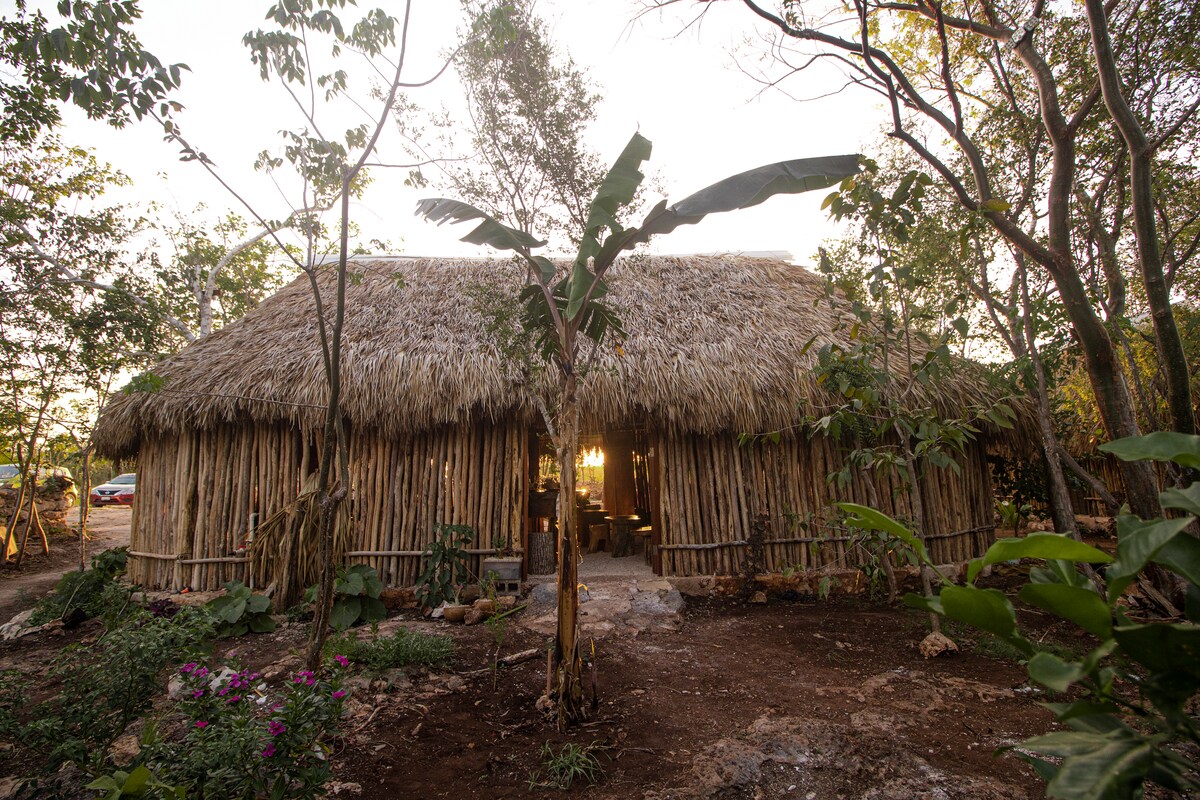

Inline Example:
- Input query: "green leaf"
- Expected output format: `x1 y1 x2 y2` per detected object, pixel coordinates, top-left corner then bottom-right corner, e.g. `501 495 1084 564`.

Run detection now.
939 585 1031 654
1019 583 1112 639
248 612 276 633
981 533 1113 570
1027 731 1152 800
1111 622 1200 679
221 598 246 625
837 503 930 564
340 571 365 597
1099 432 1200 469
902 591 944 616
246 594 271 614
565 261 596 321
414 198 546 251
581 132 652 242
1027 651 1085 692
628 154 861 249
530 255 557 283
1159 481 1200 516
1107 515 1194 600
329 597 361 631
360 596 387 622
1152 533 1200 586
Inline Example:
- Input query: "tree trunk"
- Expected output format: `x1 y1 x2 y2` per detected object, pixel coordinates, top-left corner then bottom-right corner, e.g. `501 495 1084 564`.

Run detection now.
552 370 584 727
79 447 92 571
1083 0 1194 437
1018 261 1077 536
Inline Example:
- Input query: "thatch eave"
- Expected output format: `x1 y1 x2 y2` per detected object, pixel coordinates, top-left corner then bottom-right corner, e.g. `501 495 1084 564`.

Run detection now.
93 254 1032 459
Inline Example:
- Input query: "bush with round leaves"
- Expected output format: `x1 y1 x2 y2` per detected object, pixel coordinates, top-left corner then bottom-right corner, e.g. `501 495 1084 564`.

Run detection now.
206 581 276 638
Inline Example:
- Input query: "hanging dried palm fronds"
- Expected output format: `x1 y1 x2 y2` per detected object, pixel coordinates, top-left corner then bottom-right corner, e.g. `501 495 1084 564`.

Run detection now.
250 471 352 610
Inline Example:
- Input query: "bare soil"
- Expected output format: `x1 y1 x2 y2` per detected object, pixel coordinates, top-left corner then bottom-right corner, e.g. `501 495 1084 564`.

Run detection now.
0 506 131 621
322 595 1057 799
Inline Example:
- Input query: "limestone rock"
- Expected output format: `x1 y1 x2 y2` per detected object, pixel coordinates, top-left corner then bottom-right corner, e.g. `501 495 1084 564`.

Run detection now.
748 591 768 605
918 631 960 659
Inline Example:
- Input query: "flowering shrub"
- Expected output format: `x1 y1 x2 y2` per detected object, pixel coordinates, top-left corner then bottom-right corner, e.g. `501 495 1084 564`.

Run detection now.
0 605 214 772
137 657 350 799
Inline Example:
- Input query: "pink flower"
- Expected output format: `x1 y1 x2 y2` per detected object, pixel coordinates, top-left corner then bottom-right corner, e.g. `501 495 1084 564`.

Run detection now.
268 720 286 737
334 655 349 667
194 720 208 729
194 667 209 678
191 690 204 699
261 743 276 758
227 695 241 703
332 690 347 699
180 663 197 674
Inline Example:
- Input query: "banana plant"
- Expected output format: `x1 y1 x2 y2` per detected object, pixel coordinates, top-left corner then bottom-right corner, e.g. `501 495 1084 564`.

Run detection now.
417 131 859 727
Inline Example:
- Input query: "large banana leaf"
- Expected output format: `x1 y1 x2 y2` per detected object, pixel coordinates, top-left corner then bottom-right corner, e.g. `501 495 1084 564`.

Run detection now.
616 153 862 255
569 132 653 319
414 198 547 251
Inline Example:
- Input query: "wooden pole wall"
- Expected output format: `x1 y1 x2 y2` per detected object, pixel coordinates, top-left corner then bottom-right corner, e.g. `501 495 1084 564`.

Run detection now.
652 428 996 577
127 420 528 591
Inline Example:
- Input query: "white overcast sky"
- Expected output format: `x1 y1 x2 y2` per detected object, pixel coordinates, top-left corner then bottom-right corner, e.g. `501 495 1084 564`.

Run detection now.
14 0 888 263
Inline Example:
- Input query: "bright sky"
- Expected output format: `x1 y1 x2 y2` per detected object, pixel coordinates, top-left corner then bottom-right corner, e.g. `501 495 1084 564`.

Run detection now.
16 0 886 264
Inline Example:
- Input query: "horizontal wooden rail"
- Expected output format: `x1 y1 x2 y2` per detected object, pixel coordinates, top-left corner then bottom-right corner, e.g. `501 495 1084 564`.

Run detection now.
128 550 177 561
657 525 995 552
345 548 525 558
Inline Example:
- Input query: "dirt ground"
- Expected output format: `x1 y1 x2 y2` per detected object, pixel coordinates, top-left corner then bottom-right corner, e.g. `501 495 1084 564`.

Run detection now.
0 510 1067 799
0 506 131 621
312 597 1057 800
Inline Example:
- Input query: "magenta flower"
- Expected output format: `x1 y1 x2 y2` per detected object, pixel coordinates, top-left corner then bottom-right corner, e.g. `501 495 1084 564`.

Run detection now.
191 689 204 699
268 720 286 737
334 655 349 667
261 743 276 758
332 690 347 699
218 688 229 696
194 720 208 729
227 695 241 703
180 663 197 674
194 667 209 678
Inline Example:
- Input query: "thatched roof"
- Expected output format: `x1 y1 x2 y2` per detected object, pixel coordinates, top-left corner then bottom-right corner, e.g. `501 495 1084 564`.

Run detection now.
93 254 1020 457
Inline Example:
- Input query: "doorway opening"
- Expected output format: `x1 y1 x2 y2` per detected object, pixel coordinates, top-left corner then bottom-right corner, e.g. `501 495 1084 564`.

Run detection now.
524 427 659 578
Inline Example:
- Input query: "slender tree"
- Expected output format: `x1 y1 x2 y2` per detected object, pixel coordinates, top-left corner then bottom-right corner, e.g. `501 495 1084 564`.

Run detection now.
419 132 859 725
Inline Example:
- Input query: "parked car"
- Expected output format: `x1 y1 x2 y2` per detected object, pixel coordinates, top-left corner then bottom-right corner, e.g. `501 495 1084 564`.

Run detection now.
1 464 79 506
90 473 136 507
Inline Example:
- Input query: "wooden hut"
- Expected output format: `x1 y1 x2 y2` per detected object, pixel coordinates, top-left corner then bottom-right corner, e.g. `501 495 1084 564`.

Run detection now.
93 255 1016 592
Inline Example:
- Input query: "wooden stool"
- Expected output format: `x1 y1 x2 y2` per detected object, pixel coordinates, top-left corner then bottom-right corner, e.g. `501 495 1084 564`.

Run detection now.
589 523 609 554
632 526 653 564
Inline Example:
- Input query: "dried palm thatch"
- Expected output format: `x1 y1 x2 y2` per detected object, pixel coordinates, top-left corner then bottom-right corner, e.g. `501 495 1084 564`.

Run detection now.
248 471 352 609
93 254 1022 457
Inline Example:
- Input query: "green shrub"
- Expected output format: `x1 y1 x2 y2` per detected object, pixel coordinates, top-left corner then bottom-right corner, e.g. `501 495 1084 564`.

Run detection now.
0 605 215 772
415 524 475 610
840 431 1200 799
206 581 276 638
325 627 453 672
27 546 129 625
304 564 387 631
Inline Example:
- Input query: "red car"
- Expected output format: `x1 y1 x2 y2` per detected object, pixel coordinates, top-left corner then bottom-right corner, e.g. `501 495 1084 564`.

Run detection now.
90 473 136 506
